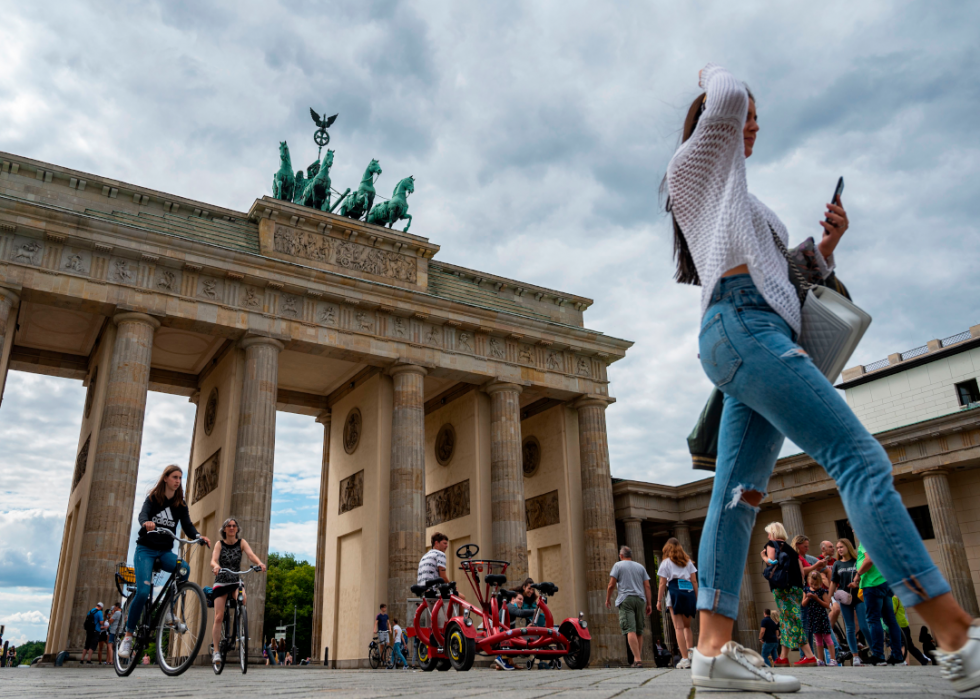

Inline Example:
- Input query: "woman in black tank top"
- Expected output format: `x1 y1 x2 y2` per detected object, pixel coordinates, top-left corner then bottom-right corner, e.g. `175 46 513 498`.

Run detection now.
209 518 266 664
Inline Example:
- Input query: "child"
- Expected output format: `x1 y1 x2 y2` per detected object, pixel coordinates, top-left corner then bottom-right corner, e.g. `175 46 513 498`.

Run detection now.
802 570 837 666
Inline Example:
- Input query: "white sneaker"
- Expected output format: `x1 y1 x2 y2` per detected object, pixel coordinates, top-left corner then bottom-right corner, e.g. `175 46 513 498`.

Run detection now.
213 652 222 665
935 621 980 693
852 657 863 666
118 636 133 659
692 642 801 693
676 658 691 669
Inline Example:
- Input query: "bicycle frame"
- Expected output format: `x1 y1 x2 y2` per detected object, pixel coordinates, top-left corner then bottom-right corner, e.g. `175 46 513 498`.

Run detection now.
214 566 259 655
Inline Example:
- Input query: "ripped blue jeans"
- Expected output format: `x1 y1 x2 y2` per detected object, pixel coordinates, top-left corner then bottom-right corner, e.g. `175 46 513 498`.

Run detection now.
696 275 949 620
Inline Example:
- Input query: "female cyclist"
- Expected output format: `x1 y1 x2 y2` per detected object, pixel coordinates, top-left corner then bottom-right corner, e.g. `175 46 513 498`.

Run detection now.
209 517 266 666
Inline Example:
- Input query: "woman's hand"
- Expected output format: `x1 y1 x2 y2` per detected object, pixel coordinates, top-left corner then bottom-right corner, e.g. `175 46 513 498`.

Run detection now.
144 521 156 531
212 563 220 575
258 562 267 572
818 198 849 259
656 600 662 612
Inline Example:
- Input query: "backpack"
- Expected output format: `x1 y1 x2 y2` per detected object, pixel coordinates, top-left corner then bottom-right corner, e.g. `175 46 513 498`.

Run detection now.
762 544 791 590
84 608 98 633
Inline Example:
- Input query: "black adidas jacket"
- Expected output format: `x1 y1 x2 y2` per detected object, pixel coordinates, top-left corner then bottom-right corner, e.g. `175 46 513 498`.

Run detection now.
136 495 199 551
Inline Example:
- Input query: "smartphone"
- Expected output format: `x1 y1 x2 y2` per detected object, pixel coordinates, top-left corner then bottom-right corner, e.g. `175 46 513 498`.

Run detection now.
825 176 844 223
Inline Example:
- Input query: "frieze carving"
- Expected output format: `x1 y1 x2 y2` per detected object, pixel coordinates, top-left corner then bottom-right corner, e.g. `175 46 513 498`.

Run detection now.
84 367 98 419
425 325 441 346
280 294 300 318
458 332 473 353
522 436 541 477
546 352 562 371
526 490 560 531
192 449 220 504
426 479 470 527
435 424 456 466
354 311 373 332
71 434 91 491
242 286 262 308
110 257 136 284
155 268 179 292
343 408 362 454
198 276 222 301
577 357 591 377
391 316 407 338
339 469 364 514
488 337 505 359
273 226 417 283
61 247 92 275
519 345 534 365
204 387 218 436
318 303 336 324
10 237 43 266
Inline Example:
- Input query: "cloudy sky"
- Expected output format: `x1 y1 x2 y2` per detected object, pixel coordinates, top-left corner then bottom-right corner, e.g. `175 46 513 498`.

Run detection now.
2 0 978 646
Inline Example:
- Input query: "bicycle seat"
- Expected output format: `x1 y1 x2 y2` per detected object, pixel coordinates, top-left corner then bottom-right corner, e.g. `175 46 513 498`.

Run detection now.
485 574 507 586
533 582 559 596
498 589 518 602
410 584 426 596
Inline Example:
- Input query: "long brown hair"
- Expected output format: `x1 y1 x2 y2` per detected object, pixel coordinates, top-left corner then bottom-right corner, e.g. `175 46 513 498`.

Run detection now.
836 537 858 561
148 464 185 507
661 85 755 285
662 537 690 567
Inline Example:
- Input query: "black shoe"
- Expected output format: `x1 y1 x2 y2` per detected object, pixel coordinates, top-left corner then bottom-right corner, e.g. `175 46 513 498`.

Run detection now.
868 656 888 666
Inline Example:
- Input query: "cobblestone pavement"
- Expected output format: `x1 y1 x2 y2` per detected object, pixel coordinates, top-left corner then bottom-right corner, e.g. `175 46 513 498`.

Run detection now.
3 665 980 698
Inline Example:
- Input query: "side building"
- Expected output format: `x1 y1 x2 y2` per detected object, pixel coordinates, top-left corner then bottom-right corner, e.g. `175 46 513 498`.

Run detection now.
614 325 980 653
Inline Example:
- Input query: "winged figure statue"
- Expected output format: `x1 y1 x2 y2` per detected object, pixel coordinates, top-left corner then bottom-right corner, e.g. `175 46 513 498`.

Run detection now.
310 109 338 130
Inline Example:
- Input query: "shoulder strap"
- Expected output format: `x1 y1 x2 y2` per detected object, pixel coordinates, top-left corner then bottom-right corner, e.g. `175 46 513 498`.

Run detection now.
767 223 813 303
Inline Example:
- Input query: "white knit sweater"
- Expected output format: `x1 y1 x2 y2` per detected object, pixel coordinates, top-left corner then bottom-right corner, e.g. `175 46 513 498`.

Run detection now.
666 64 833 335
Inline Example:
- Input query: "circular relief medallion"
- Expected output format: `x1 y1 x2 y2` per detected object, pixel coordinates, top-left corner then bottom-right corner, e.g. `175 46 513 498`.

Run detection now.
343 408 362 455
203 387 219 436
522 436 541 477
84 366 98 419
435 424 456 466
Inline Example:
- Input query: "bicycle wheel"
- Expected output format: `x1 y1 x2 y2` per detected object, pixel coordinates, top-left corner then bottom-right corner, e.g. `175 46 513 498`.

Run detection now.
369 643 381 669
157 580 207 676
239 605 248 674
113 595 145 677
383 644 394 669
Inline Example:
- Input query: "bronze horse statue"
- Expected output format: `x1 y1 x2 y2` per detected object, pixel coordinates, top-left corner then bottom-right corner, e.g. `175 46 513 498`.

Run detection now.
298 150 334 211
367 176 414 232
339 159 382 221
272 141 296 202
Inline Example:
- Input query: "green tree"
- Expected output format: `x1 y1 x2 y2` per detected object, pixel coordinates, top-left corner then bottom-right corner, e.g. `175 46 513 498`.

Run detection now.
14 640 45 666
263 552 315 659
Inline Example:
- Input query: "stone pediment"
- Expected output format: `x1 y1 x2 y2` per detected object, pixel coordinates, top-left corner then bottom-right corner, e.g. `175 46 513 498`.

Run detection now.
248 197 439 291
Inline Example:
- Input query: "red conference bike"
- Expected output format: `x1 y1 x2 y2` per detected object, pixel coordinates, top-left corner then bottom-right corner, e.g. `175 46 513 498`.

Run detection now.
411 543 591 671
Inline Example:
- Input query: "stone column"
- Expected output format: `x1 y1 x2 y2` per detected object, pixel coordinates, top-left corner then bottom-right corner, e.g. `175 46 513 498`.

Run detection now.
923 470 980 616
68 312 159 650
0 288 20 406
779 499 805 541
672 522 693 554
575 396 620 665
736 563 760 650
486 381 528 583
624 518 653 662
388 364 427 627
230 335 284 657
311 409 331 662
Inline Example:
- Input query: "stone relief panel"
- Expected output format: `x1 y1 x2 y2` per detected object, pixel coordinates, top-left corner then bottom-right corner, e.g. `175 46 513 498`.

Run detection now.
203 387 218 436
353 311 373 333
316 302 337 325
576 356 591 377
522 436 541 477
339 469 364 514
343 408 362 454
426 479 470 527
8 236 44 266
389 315 408 340
424 324 442 347
518 344 535 365
59 247 92 276
526 490 560 531
197 275 224 302
457 331 474 354
279 293 302 319
546 351 563 371
153 267 181 293
435 424 456 466
108 257 138 285
241 285 263 310
273 225 417 283
191 449 220 504
487 336 505 359
71 434 91 492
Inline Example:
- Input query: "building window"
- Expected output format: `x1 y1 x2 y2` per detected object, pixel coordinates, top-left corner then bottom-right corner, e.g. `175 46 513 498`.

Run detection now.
907 505 935 540
835 519 855 544
956 378 980 407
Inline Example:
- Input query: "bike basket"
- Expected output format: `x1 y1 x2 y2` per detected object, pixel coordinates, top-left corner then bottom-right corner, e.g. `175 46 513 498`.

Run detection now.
117 565 136 584
204 586 214 607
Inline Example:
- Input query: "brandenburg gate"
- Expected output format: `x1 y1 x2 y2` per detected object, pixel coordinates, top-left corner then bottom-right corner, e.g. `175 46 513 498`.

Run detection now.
0 148 631 666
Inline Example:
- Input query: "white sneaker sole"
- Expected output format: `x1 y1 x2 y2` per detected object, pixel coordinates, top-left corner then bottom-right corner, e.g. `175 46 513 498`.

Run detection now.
951 670 980 693
693 675 801 693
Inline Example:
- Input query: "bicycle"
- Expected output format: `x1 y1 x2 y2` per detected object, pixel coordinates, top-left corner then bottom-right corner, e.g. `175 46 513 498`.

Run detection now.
208 565 262 675
113 530 209 677
368 636 392 669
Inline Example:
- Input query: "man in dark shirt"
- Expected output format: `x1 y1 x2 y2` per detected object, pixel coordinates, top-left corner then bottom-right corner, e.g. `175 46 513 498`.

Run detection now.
759 609 780 667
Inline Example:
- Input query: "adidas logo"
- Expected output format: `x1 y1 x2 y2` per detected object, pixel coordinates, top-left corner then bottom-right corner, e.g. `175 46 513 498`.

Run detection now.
153 507 176 528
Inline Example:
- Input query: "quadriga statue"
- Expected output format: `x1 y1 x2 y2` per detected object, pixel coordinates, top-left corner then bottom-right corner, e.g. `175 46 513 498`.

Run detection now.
367 176 414 232
339 159 382 221
272 141 296 202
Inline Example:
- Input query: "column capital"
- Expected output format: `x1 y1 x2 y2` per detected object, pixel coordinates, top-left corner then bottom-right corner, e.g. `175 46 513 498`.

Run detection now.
0 287 20 306
622 517 645 524
316 409 332 425
239 335 285 352
113 311 161 330
388 363 427 378
672 521 691 530
189 390 201 405
778 498 802 506
919 467 950 479
484 380 522 396
573 394 614 410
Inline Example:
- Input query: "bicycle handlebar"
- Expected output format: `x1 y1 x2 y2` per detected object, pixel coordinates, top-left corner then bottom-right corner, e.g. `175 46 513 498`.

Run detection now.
217 565 263 575
147 529 207 546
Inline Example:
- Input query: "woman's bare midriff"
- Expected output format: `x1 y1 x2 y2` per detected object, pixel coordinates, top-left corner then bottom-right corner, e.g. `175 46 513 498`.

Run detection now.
722 264 749 277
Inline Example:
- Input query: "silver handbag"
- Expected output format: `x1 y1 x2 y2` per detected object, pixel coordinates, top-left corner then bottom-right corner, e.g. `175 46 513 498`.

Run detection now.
769 226 872 380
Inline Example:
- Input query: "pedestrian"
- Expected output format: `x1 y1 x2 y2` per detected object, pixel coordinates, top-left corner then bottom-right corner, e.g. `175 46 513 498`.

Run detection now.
892 596 931 665
654 638 672 668
6 646 15 667
920 627 939 665
761 522 817 667
374 603 391 658
97 615 109 665
80 601 104 664
759 609 781 667
855 543 905 665
392 618 408 669
605 545 653 668
278 638 286 665
106 602 122 666
656 537 697 668
285 651 292 666
664 62 980 692
803 570 837 665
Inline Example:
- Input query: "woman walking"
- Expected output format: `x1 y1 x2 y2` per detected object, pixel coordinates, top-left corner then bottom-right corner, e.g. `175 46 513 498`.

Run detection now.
656 537 698 669
209 517 266 666
665 63 979 692
761 523 815 667
829 538 872 665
